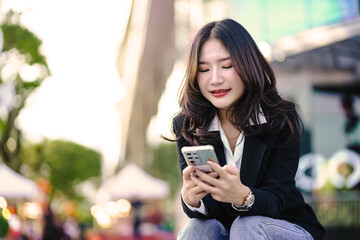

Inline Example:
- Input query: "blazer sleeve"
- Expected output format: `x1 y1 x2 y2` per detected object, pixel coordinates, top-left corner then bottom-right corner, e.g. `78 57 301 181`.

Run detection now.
173 115 227 220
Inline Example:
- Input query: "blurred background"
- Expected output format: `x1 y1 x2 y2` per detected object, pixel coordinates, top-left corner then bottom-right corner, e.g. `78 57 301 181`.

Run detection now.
1 0 360 239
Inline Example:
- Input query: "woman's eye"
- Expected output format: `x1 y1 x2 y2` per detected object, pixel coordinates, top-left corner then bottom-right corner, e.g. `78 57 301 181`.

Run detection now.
198 69 209 73
223 65 233 69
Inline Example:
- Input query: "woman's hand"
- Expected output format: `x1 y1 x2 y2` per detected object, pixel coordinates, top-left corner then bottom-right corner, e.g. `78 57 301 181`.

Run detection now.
191 161 250 205
181 165 218 207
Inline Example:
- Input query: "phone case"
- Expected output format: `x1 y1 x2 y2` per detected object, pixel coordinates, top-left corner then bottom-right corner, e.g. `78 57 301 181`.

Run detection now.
181 145 219 172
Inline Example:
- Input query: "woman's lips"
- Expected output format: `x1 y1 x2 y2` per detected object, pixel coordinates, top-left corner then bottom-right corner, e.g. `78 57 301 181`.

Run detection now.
210 89 230 97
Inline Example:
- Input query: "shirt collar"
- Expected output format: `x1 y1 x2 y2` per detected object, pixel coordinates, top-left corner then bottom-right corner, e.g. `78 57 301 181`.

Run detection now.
208 114 221 131
208 109 267 132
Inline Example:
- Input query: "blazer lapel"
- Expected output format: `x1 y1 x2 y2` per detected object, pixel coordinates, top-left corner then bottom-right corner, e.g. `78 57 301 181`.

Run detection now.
240 136 267 187
212 132 227 167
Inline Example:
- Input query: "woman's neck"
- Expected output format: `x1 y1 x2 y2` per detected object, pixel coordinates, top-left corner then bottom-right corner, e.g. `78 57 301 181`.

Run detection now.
218 109 229 124
218 110 240 153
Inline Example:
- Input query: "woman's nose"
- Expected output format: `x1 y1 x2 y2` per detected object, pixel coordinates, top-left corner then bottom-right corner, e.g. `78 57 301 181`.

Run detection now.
210 69 224 84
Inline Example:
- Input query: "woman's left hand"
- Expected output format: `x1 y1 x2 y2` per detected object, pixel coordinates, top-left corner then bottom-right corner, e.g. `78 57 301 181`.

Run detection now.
191 161 250 205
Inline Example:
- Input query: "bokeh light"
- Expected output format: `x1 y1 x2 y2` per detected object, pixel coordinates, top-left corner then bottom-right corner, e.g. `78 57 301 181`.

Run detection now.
0 196 7 209
23 202 42 219
90 199 132 228
2 207 11 220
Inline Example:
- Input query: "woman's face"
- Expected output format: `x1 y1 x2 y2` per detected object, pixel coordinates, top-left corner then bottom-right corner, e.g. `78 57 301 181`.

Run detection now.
197 38 245 113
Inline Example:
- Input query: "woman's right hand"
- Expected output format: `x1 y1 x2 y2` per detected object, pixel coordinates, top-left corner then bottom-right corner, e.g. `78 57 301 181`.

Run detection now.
181 165 218 207
181 165 208 207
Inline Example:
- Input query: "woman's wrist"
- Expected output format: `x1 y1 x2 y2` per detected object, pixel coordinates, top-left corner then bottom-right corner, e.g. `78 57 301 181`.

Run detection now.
233 186 251 206
232 188 255 211
188 200 201 208
181 187 201 207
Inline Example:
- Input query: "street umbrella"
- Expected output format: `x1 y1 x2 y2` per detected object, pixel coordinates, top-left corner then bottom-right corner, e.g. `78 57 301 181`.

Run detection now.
97 164 169 202
0 163 39 200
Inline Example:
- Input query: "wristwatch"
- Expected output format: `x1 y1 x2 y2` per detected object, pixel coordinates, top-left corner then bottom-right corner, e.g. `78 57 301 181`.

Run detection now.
231 190 255 211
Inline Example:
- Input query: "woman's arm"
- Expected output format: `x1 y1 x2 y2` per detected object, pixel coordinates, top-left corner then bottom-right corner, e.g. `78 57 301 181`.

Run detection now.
173 115 226 219
232 132 301 217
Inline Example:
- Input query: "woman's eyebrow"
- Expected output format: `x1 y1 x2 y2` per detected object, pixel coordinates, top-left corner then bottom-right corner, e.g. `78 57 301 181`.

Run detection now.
198 56 231 65
219 56 231 62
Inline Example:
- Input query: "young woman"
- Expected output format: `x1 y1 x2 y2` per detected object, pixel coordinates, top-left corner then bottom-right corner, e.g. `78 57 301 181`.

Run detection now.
172 19 325 240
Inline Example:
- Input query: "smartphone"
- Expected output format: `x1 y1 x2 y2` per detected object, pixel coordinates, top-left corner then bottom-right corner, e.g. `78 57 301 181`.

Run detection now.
181 145 219 172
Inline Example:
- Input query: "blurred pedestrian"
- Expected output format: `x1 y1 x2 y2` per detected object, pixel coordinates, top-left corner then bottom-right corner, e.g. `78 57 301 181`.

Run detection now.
171 19 325 239
131 200 143 239
42 206 70 240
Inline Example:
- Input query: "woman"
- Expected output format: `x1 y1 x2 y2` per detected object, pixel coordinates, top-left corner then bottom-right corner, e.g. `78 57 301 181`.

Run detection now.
172 19 325 239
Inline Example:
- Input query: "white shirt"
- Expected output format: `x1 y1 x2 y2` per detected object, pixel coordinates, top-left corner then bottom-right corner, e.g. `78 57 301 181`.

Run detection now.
208 114 245 169
185 112 267 214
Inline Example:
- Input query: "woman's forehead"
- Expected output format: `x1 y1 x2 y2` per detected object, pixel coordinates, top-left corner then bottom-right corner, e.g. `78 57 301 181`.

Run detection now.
199 39 230 61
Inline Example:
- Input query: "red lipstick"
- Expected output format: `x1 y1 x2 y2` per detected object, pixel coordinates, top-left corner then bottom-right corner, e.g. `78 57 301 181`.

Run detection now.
210 89 230 97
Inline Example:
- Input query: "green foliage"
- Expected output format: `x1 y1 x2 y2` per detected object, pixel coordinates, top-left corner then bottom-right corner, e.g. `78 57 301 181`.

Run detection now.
44 140 101 189
0 215 9 238
74 201 93 224
0 9 50 169
0 8 100 225
18 139 102 224
20 139 102 200
22 79 41 90
18 140 44 173
1 23 47 66
148 143 181 199
43 140 102 197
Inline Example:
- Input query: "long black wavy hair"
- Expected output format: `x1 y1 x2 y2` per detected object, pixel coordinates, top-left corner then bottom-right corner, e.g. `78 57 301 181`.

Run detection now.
175 19 302 146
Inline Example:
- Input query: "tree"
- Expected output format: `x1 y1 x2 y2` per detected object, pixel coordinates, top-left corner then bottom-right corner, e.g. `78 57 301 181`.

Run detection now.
0 9 50 170
20 139 102 223
20 139 102 200
43 140 102 199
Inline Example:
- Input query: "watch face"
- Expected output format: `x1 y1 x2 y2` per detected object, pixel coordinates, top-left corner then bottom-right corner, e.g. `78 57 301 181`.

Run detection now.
246 194 255 207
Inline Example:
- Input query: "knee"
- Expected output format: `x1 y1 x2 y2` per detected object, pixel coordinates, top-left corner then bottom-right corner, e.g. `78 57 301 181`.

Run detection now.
230 216 265 236
178 218 203 235
177 218 228 240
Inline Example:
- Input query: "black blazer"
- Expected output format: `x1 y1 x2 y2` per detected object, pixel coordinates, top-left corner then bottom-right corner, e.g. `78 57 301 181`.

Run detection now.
173 114 325 240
